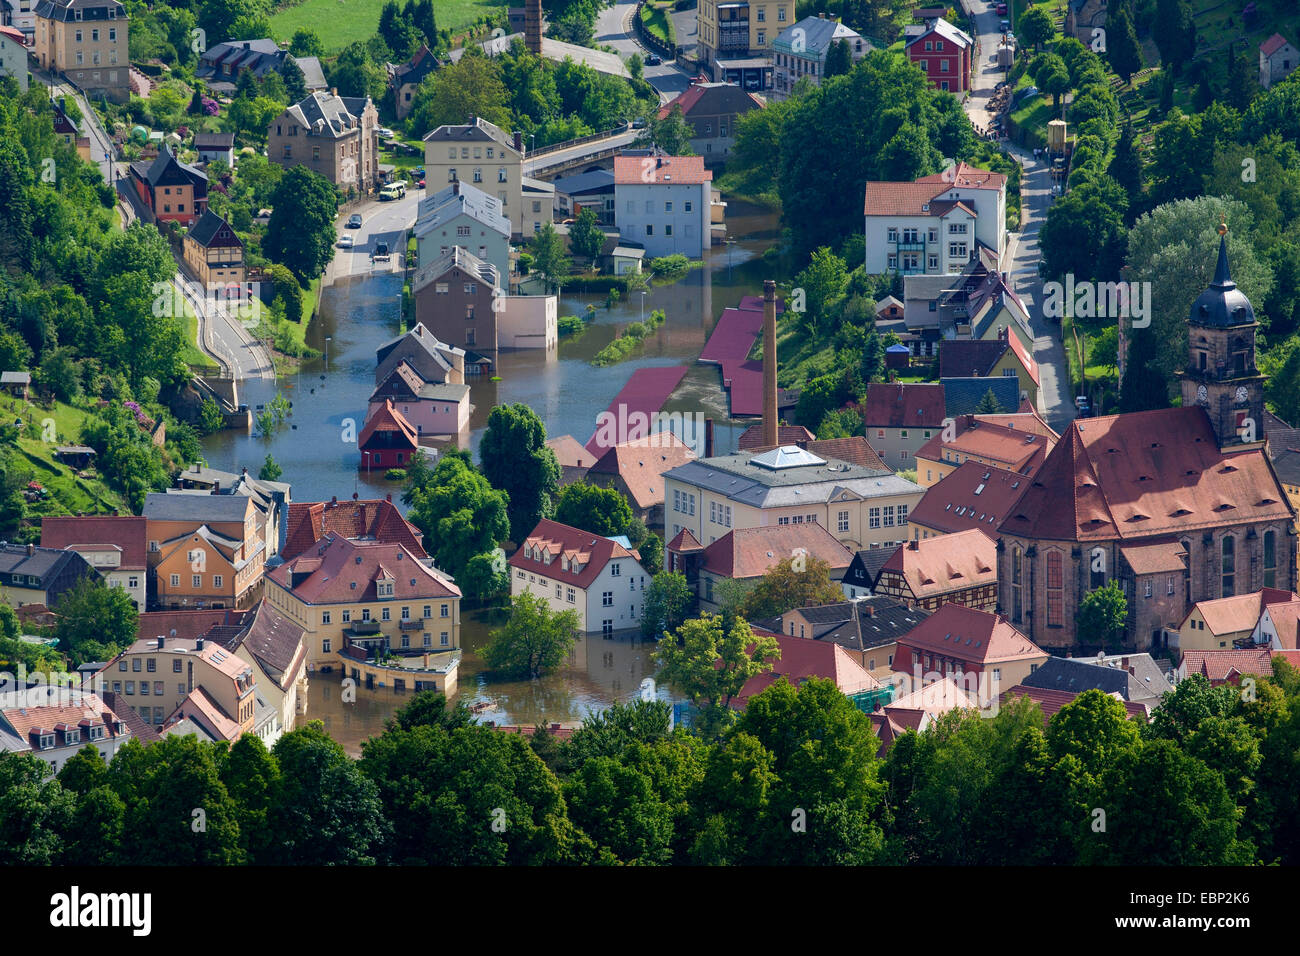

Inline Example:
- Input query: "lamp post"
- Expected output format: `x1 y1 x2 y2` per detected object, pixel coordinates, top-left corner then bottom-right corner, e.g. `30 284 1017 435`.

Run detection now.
322 335 331 383
640 290 646 325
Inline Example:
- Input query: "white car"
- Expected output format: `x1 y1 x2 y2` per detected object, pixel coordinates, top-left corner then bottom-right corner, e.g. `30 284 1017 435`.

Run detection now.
377 127 395 139
338 234 354 248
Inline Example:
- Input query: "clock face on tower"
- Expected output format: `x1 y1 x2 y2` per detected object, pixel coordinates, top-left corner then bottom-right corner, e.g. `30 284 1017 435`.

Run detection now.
1236 386 1248 404
1197 384 1208 404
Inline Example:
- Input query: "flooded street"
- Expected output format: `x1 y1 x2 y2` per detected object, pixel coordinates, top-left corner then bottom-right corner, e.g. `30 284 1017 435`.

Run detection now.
201 201 785 744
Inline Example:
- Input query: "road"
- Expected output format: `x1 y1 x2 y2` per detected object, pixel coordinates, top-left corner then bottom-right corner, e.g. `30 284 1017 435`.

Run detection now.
960 1 1074 433
325 189 421 286
527 128 642 176
596 0 693 103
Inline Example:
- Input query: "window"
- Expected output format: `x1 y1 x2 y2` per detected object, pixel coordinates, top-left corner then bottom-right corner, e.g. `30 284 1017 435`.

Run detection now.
1010 547 1022 622
1167 575 1176 596
362 608 371 622
665 201 673 212
602 591 613 607
1046 551 1063 626
440 632 449 646
868 507 881 529
441 603 450 617
126 681 135 695
473 167 482 182
146 658 156 673
170 574 179 587
665 225 673 236
883 505 895 527
1222 536 1235 597
132 658 141 672
192 574 202 589
342 610 351 623
140 681 149 696
322 639 331 653
779 7 786 19
1264 530 1277 589
173 659 182 673
611 563 621 577
645 224 654 236
1144 580 1153 598
837 510 850 533
382 608 391 621
567 587 576 603
757 6 764 19
213 574 223 589
322 611 331 625
448 168 457 181
498 168 508 182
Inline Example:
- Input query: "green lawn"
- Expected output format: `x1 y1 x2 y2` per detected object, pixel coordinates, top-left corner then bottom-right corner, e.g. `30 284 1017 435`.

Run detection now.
181 309 219 371
269 0 510 54
0 394 127 516
640 2 675 46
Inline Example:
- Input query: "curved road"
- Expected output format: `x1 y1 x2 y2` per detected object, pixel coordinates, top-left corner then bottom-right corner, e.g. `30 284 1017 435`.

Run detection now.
960 0 1074 432
596 0 693 103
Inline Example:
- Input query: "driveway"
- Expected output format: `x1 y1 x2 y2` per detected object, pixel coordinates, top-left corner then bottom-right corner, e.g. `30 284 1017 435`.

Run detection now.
959 0 1075 432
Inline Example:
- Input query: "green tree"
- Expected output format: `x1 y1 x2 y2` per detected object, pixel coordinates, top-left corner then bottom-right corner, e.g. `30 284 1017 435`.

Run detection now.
280 56 308 104
568 205 604 261
54 575 138 666
642 570 692 638
643 103 695 155
1107 4 1144 84
1039 175 1129 282
528 222 572 294
257 453 282 482
1076 581 1127 649
1016 5 1054 53
974 387 1004 413
263 167 340 282
289 28 325 58
483 590 579 679
460 551 510 603
198 397 225 435
404 450 509 580
0 753 75 864
408 52 510 134
1108 119 1144 208
739 554 845 621
654 613 778 735
553 481 633 537
480 403 560 542
1032 52 1071 109
221 733 280 862
792 246 848 334
1153 0 1196 74
824 38 854 78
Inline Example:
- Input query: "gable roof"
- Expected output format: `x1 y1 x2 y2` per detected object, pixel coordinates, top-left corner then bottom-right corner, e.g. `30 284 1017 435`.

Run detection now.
414 180 511 240
613 155 712 186
1261 33 1293 56
734 634 879 707
358 400 419 451
130 145 207 190
282 496 425 561
269 534 459 604
422 116 520 154
1181 648 1276 683
193 131 235 150
700 524 853 580
737 423 815 450
897 603 1045 665
0 542 91 584
210 599 306 690
941 376 1021 417
508 518 636 591
374 323 465 377
587 432 697 510
143 491 251 524
863 383 946 428
1185 588 1295 636
39 515 147 569
787 596 931 653
412 243 499 293
998 407 1293 542
186 209 242 250
879 529 995 600
1000 684 1150 722
1263 598 1300 649
284 90 371 138
657 80 765 121
938 339 1007 379
1020 655 1168 702
915 413 1056 475
910 460 1030 534
772 15 865 56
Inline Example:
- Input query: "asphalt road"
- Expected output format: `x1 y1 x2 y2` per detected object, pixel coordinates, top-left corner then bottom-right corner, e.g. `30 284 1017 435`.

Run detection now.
960 0 1075 432
326 189 421 285
596 0 693 103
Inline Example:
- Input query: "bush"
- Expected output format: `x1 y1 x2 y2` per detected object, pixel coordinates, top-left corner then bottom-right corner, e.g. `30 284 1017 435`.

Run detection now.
385 468 407 481
558 315 587 337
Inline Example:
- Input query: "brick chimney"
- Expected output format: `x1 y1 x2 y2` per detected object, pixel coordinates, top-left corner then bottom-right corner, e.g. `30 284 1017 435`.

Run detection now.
861 604 874 618
705 417 714 458
908 539 919 550
525 0 543 55
513 130 524 153
762 279 778 448
26 543 34 556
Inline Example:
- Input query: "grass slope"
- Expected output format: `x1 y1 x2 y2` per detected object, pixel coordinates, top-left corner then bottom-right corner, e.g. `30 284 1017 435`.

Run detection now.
269 0 509 54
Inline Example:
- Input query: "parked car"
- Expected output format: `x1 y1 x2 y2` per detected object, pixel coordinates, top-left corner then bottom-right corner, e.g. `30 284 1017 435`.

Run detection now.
645 53 662 66
418 178 425 189
347 213 363 228
999 18 1010 31
996 2 1008 15
631 117 648 129
338 234 354 248
377 127 395 138
1075 395 1091 414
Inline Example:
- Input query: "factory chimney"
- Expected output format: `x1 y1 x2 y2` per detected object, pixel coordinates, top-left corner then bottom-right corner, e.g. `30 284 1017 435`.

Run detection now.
525 0 543 55
762 279 778 448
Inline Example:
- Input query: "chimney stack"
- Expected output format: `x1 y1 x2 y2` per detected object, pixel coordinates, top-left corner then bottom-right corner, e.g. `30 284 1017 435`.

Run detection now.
513 130 524 154
705 417 714 458
26 543 34 557
762 279 778 449
525 0 543 55
196 637 205 651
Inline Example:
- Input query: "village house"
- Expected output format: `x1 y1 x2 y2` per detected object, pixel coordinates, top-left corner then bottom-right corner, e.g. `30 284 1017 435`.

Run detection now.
1250 593 1300 649
0 25 28 90
731 631 881 710
0 689 143 776
914 412 1058 487
903 17 972 92
871 676 979 755
206 599 308 747
169 467 290 560
902 262 1032 357
669 522 853 612
367 361 471 439
196 38 325 94
999 684 1151 724
510 518 645 635
1 370 30 399
998 238 1296 652
412 245 556 352
773 596 931 681
193 131 235 166
282 494 425 562
771 14 869 100
893 602 1049 703
663 445 924 552
657 76 765 161
875 529 997 611
142 492 265 603
33 0 129 102
1064 0 1107 43
413 180 512 286
586 432 697 529
696 0 792 90
939 333 1041 410
552 169 616 224
1260 33 1298 89
613 155 714 259
386 43 439 120
358 400 421 472
1176 587 1296 653
40 515 147 611
181 210 245 291
268 90 380 194
0 541 97 608
375 323 466 386
1176 648 1300 687
128 145 207 226
0 1 36 43
862 382 946 470
266 534 462 670
840 547 896 599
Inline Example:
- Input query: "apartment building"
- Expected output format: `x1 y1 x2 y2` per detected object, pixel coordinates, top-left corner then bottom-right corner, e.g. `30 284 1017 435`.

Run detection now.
39 515 147 611
268 90 380 194
33 0 128 102
771 14 869 100
182 210 245 291
697 0 792 89
613 155 713 258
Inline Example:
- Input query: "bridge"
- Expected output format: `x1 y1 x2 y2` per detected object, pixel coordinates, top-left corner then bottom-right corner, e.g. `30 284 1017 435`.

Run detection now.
525 126 644 179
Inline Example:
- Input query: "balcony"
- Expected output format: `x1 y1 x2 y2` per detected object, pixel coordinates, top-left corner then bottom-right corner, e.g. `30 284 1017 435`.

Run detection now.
398 618 427 631
896 240 926 252
342 621 381 638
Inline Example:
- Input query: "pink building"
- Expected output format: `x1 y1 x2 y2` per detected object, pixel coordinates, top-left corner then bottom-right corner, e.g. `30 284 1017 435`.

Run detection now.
367 361 470 439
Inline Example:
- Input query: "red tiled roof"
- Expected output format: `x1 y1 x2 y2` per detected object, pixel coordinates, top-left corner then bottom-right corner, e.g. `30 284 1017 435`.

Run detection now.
358 399 419 451
863 181 952 217
1118 538 1187 575
588 432 697 510
1263 599 1300 650
999 407 1293 542
269 535 459 604
1181 648 1275 683
915 415 1054 474
508 518 635 591
1002 329 1040 385
804 436 888 471
667 527 704 552
879 529 995 601
0 690 130 742
40 515 148 569
909 460 1030 535
734 633 879 706
546 434 595 471
737 423 814 450
916 162 1002 190
1000 684 1149 722
700 524 853 580
1261 33 1291 56
1186 588 1294 636
169 686 242 742
863 383 945 428
0 26 27 46
657 82 707 120
282 497 426 561
895 603 1045 667
136 609 240 645
613 155 712 185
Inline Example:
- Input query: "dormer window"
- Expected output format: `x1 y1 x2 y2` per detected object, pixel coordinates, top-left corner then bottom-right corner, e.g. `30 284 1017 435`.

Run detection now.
38 733 55 749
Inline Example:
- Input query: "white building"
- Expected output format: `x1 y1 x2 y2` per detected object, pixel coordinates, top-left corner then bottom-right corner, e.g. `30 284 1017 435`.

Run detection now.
0 688 141 776
770 14 869 101
1 0 36 42
1260 33 1299 90
509 518 647 636
613 155 713 259
863 162 1007 276
0 24 27 89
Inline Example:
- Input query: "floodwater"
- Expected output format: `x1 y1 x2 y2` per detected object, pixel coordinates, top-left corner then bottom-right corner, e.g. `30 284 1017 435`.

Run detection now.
201 200 785 746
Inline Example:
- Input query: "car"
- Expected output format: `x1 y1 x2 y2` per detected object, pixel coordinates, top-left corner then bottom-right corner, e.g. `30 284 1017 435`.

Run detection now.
631 118 648 129
996 2 1008 14
347 213 363 228
645 53 662 65
418 178 425 189
338 234 354 248
1052 183 1063 196
999 18 1010 31
1075 396 1091 413
377 127 395 138
372 241 390 262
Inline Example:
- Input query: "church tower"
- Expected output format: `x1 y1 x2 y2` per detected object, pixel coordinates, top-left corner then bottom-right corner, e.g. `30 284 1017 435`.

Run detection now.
1179 219 1266 450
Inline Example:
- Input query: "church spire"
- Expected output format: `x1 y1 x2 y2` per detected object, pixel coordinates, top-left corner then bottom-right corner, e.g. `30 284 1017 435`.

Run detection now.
1210 215 1234 291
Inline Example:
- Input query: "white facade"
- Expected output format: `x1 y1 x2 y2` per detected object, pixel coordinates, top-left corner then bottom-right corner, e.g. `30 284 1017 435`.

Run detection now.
0 25 27 90
66 543 145 611
2 0 35 38
1260 38 1299 89
614 180 712 258
511 555 648 635
498 293 557 349
864 184 1005 276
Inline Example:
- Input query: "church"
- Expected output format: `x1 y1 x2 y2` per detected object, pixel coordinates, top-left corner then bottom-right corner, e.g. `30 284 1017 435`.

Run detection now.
996 224 1298 651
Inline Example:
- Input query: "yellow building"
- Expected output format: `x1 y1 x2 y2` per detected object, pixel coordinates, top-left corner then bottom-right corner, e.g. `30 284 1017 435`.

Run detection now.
698 0 792 89
182 210 245 291
424 117 544 240
265 534 461 670
1176 588 1295 654
33 0 130 103
913 413 1058 489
